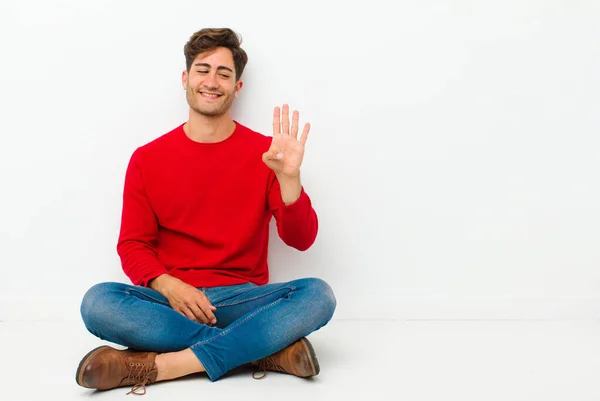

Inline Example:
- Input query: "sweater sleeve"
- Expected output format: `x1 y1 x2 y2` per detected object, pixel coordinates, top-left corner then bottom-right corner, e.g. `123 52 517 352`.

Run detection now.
116 150 167 287
267 174 319 251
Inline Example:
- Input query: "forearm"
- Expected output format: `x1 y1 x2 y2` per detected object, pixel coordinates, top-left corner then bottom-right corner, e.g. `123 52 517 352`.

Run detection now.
277 174 302 205
117 239 168 287
270 177 319 250
118 151 168 287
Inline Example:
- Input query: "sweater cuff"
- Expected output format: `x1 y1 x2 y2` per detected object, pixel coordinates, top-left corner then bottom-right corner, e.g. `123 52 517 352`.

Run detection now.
137 267 168 288
281 186 310 211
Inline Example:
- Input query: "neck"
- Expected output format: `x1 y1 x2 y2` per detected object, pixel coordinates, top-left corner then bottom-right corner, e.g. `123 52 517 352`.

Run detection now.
183 110 236 143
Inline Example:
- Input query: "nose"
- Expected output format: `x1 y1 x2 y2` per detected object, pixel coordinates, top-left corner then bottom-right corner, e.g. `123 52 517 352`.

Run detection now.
203 73 219 90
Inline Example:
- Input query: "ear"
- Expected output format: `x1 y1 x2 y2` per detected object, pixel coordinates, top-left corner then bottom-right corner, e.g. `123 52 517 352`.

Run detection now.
182 70 189 90
234 79 244 98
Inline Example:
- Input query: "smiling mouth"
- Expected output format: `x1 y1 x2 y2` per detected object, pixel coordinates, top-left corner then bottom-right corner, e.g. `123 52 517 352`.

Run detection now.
199 91 222 101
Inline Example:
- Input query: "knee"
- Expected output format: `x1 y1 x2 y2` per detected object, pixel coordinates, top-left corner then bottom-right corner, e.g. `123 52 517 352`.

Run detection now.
80 282 124 330
303 278 337 322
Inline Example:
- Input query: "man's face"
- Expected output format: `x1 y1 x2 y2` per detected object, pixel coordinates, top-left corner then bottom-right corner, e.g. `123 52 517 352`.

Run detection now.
182 47 243 117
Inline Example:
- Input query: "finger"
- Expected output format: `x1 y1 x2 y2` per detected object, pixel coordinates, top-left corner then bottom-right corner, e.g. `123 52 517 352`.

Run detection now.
263 149 283 162
272 106 280 135
291 110 299 139
189 303 210 324
272 150 284 160
282 104 290 135
299 122 310 146
198 301 217 325
179 306 199 323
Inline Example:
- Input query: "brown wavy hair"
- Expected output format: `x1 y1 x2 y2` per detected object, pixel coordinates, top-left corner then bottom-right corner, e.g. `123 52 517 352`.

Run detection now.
184 28 248 81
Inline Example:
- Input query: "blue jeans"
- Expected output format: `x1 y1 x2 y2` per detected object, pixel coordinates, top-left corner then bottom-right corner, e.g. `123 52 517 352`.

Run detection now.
80 277 336 381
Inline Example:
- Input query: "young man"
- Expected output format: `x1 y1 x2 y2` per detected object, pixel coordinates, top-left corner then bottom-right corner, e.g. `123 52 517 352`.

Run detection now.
75 28 336 395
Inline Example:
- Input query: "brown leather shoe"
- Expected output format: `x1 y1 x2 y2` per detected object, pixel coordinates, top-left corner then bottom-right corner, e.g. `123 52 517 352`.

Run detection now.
252 337 320 379
76 345 158 395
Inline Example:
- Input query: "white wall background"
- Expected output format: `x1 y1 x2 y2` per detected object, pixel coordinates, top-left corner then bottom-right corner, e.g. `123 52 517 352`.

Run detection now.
0 0 598 322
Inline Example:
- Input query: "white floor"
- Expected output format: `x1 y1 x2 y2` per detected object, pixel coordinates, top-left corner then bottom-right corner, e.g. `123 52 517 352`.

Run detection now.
1 319 599 401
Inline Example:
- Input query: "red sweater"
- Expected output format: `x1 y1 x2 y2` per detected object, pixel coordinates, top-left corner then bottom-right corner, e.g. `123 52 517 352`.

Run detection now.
116 122 318 288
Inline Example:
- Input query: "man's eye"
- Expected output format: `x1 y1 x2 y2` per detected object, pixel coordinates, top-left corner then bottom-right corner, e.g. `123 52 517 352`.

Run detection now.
197 70 209 74
219 74 230 78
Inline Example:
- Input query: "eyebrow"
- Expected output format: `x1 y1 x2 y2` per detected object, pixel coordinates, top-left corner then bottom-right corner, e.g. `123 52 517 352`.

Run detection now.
194 63 234 73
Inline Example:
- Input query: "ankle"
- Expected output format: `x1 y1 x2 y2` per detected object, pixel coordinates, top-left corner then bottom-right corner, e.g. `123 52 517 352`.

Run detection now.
154 349 205 382
154 354 168 382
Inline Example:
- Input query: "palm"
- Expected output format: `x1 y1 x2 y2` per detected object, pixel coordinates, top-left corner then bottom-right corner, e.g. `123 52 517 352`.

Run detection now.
263 104 311 177
269 131 304 176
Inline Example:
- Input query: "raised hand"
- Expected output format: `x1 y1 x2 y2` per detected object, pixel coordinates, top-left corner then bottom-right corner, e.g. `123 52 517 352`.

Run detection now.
262 104 310 178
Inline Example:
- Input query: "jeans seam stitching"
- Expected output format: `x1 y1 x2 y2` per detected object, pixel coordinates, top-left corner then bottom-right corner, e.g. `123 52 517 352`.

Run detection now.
126 288 170 306
191 296 286 348
214 285 296 307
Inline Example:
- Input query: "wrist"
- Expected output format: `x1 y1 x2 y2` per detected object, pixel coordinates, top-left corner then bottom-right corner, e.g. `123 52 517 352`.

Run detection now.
276 171 302 188
277 174 302 205
149 273 177 296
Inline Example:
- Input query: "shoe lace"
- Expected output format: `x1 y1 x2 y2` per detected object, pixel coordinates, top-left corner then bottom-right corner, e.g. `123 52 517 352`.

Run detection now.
252 356 285 380
124 361 158 395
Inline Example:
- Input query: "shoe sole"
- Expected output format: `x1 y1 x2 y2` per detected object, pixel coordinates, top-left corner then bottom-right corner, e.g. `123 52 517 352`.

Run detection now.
75 345 112 387
300 338 320 376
